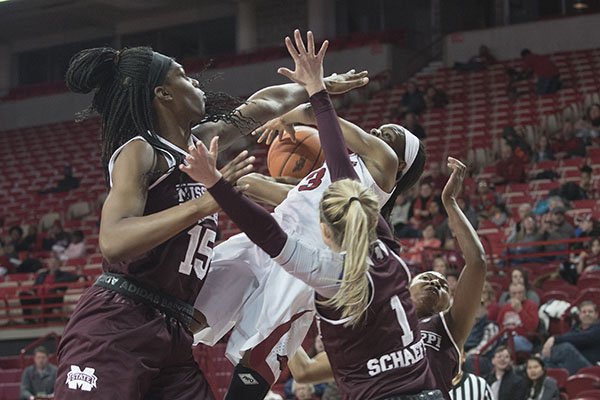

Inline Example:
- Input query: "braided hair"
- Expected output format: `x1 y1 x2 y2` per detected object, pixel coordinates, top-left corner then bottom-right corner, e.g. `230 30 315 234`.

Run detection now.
66 46 251 182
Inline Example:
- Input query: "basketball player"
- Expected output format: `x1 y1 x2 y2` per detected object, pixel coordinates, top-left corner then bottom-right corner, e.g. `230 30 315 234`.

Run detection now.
192 31 426 399
279 157 487 400
180 50 442 398
54 44 367 399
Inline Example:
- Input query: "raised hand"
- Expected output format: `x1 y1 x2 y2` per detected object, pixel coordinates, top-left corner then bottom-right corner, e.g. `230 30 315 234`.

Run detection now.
442 157 467 204
180 137 254 188
324 69 369 95
278 29 328 96
252 116 297 145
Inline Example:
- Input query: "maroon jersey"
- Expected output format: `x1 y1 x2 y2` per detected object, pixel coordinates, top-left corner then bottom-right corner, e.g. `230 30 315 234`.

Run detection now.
420 312 461 399
316 238 434 400
104 137 218 304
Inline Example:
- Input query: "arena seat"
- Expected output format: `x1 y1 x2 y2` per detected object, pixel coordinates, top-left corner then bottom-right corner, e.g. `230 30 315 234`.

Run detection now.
547 368 569 389
578 366 600 378
564 374 600 398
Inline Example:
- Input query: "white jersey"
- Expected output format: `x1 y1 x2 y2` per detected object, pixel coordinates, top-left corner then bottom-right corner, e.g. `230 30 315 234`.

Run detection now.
274 153 391 247
194 153 392 382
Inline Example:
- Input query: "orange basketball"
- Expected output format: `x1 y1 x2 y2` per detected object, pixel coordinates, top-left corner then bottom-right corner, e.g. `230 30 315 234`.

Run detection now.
267 126 325 179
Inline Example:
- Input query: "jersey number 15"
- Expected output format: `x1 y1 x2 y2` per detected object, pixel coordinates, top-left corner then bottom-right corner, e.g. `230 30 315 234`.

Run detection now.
179 225 216 280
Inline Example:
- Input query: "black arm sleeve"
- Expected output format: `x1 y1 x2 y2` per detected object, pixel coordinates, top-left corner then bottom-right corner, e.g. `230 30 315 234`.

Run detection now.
310 90 358 181
208 178 287 258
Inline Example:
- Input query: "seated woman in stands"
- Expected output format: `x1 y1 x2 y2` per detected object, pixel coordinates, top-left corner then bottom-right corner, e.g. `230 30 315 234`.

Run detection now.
577 237 600 274
506 214 544 264
498 267 540 306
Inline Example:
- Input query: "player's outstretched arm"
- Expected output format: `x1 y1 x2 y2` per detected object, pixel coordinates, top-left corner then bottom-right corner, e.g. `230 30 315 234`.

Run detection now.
442 157 487 348
288 348 334 385
99 140 252 263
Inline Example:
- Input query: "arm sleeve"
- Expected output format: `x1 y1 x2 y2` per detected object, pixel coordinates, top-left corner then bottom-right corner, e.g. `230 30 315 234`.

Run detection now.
208 178 343 298
207 178 288 258
309 90 358 181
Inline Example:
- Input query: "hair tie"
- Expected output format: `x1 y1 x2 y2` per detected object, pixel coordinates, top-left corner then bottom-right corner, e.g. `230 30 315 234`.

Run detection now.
348 196 361 205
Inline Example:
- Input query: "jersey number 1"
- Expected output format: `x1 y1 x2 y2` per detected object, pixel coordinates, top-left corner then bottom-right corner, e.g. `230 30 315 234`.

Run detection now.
390 295 414 347
179 225 216 280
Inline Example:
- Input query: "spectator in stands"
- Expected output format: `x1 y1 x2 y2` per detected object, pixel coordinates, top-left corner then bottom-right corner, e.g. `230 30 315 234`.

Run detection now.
495 142 526 184
291 381 318 400
490 204 510 227
423 85 448 110
579 165 598 199
408 182 440 228
400 81 426 115
541 300 599 374
440 237 465 270
453 45 497 72
19 253 82 322
577 237 600 274
485 346 526 400
496 282 539 352
432 256 448 276
390 193 420 238
56 230 85 261
515 204 533 230
445 270 459 301
465 299 500 358
423 161 448 195
427 200 447 233
540 206 575 256
520 49 561 95
499 267 540 306
38 165 80 195
471 179 499 220
532 135 555 162
8 226 29 253
19 346 57 400
264 391 284 400
483 281 500 322
407 224 442 264
401 111 426 139
503 126 532 164
574 214 600 244
551 120 586 159
42 221 68 252
575 103 600 143
507 215 544 263
523 356 560 400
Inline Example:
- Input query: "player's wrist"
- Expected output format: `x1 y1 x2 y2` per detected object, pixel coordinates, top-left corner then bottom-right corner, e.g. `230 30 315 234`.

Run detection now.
305 81 326 97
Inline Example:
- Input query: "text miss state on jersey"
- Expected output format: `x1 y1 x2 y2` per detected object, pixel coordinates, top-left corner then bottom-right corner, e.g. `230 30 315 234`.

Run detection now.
175 183 218 223
367 339 426 376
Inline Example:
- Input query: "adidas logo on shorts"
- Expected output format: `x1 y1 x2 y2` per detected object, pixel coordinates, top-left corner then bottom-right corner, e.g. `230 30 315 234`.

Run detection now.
65 365 97 391
238 373 259 385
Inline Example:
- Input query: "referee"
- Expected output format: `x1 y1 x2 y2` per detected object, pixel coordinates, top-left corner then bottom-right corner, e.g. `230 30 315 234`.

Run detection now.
450 372 495 400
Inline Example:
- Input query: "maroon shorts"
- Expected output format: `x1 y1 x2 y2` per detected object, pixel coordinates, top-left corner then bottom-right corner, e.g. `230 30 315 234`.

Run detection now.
54 286 215 400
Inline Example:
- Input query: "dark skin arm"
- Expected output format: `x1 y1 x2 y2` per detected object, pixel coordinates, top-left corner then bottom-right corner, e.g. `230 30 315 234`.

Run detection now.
236 173 295 207
99 139 252 263
443 157 488 349
192 33 368 152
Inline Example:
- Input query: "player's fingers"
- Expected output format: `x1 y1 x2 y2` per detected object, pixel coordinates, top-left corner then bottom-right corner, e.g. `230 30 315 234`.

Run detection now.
307 31 315 55
284 36 300 59
316 40 329 60
288 128 297 143
266 130 277 145
277 67 295 82
294 29 307 55
257 129 269 143
209 136 219 156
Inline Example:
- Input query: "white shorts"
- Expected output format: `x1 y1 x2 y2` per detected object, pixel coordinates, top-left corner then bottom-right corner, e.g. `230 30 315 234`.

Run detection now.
194 217 316 382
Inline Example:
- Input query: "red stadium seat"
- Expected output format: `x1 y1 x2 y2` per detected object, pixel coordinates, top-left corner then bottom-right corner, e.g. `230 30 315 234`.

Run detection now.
540 290 571 304
547 368 569 389
572 389 600 399
578 366 600 378
565 374 600 398
577 276 600 291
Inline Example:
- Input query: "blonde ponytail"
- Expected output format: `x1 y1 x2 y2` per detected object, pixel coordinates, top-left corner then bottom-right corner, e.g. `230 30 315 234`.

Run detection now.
319 179 379 327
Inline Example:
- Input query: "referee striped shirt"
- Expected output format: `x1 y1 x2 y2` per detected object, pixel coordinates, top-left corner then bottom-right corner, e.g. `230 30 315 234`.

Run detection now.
449 372 495 400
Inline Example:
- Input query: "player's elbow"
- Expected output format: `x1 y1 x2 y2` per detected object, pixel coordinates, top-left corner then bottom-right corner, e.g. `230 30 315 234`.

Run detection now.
99 235 125 264
291 369 311 384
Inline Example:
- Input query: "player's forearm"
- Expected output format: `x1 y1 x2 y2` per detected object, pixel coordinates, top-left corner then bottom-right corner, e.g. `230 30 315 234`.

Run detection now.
310 90 357 181
99 197 216 263
289 348 334 384
237 173 292 207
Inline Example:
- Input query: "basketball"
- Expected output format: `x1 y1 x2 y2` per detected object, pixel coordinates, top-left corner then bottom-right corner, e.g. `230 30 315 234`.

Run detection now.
267 126 325 179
